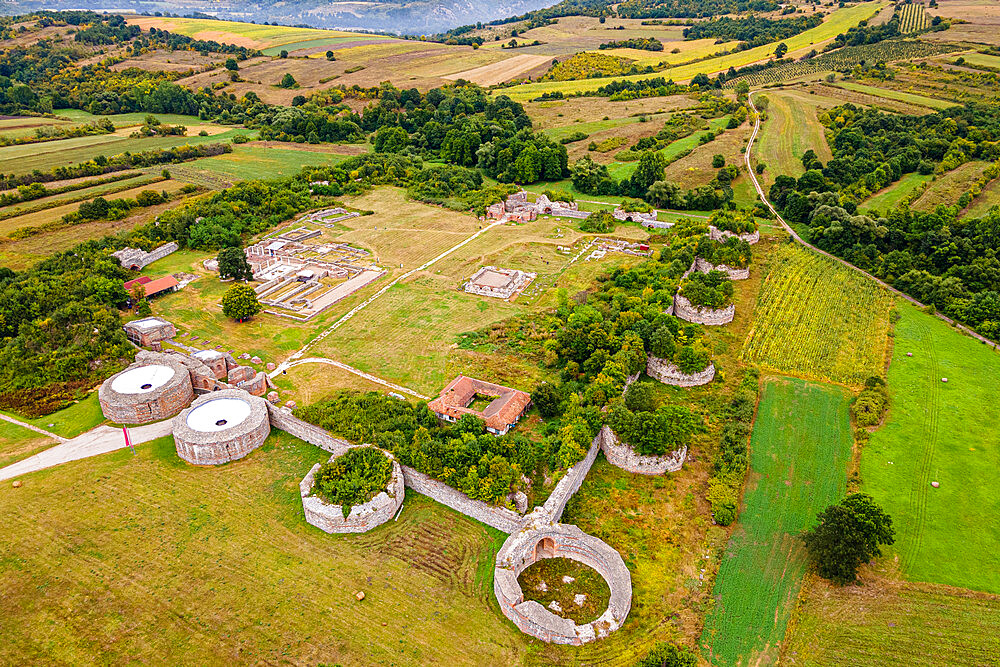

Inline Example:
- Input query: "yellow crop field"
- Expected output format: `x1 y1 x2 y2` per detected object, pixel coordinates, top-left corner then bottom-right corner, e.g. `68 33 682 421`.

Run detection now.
740 243 894 386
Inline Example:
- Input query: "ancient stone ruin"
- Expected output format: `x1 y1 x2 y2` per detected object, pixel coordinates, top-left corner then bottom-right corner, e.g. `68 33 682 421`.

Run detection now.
172 389 271 465
599 425 687 475
98 355 194 424
612 207 658 225
463 266 536 300
694 257 750 281
300 447 404 534
427 375 532 435
111 242 179 270
487 190 589 222
123 316 177 348
646 355 716 387
671 294 735 326
708 225 759 245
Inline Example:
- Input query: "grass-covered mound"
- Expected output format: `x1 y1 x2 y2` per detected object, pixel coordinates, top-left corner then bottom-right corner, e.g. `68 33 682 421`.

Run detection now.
679 270 733 309
699 235 752 269
313 446 393 516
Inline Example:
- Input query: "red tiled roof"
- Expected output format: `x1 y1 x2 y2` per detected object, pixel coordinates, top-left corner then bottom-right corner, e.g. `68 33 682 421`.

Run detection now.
123 276 152 291
427 375 532 433
142 275 179 297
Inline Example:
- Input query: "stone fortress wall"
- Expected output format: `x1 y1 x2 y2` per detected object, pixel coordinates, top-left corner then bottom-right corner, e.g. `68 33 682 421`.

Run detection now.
111 242 179 270
300 448 405 534
694 256 750 281
708 226 760 245
599 425 687 476
646 355 716 387
671 293 736 326
172 390 271 465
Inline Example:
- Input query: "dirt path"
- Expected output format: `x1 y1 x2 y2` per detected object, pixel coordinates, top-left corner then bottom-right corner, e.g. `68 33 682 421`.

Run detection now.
744 93 998 351
280 357 429 399
0 420 173 482
0 413 66 443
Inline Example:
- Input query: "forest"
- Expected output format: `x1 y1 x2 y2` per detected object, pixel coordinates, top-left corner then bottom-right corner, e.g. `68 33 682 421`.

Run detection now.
682 14 823 50
618 0 779 19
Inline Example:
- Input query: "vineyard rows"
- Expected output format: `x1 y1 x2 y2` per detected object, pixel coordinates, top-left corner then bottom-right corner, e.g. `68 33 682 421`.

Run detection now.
727 39 958 88
897 2 931 33
740 244 894 386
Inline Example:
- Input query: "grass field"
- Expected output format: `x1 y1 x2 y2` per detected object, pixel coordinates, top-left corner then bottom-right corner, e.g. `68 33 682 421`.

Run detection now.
755 90 833 187
8 392 106 439
829 81 957 110
860 302 1000 594
502 2 889 100
701 377 853 666
860 171 934 213
781 575 1000 665
0 432 529 665
912 161 990 211
740 244 893 387
963 173 1000 218
169 145 348 186
124 16 368 50
0 419 56 469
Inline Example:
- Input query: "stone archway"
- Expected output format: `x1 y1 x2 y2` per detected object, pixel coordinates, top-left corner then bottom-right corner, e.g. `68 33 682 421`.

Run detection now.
535 536 555 559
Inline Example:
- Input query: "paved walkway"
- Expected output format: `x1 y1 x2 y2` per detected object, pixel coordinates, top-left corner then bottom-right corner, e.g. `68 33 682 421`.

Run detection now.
0 413 67 443
744 93 998 351
0 420 173 482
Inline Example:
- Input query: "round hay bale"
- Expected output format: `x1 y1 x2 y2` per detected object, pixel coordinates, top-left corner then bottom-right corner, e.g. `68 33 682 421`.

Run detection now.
931 481 940 488
12 480 22 488
941 377 948 383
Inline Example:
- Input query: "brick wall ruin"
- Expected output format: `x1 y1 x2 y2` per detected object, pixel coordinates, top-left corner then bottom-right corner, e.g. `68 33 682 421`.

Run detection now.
671 294 735 326
300 449 405 534
172 391 271 466
111 242 179 270
599 425 687 475
265 404 352 453
646 356 716 387
98 356 195 424
708 226 759 245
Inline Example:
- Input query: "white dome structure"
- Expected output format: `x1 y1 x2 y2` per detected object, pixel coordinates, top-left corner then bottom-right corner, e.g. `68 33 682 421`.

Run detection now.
172 389 270 465
98 356 194 424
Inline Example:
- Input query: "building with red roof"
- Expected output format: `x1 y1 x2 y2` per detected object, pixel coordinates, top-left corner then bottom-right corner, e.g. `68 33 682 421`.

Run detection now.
427 375 532 436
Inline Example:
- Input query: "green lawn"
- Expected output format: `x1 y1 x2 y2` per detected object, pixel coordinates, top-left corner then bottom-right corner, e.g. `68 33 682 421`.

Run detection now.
0 432 525 664
2 392 105 439
0 418 57 469
701 377 853 666
860 171 933 214
177 145 348 183
756 90 832 185
261 35 394 56
861 302 1000 594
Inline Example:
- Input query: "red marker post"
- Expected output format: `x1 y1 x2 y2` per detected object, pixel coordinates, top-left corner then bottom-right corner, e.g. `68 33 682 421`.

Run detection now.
123 426 135 455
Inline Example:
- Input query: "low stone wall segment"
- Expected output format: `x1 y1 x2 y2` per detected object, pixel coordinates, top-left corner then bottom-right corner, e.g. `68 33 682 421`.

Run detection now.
599 426 687 475
708 226 759 245
646 356 716 387
694 257 750 280
400 464 523 534
538 428 603 524
671 294 735 326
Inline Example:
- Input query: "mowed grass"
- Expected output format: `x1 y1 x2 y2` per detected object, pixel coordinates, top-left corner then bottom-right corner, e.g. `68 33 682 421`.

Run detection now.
124 15 365 50
755 90 832 187
860 171 934 214
501 2 889 99
912 161 990 211
0 432 526 665
963 174 1000 218
781 575 1000 665
860 302 1000 594
700 377 853 666
0 419 56 469
9 392 106 439
170 145 347 185
740 244 893 387
829 81 958 110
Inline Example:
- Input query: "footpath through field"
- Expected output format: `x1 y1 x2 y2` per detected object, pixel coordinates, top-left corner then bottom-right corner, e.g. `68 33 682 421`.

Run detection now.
270 219 506 378
0 419 173 482
744 93 998 351
0 413 66 443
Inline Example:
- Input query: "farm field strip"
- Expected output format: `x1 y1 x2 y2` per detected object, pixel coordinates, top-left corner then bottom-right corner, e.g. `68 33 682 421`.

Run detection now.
912 160 990 211
501 2 889 99
444 54 552 86
860 171 934 213
0 173 162 221
755 90 832 185
700 377 853 666
829 80 957 110
861 303 1000 594
740 244 893 387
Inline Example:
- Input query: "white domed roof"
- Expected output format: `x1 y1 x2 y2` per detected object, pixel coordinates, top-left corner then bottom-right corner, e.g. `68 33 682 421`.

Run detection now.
110 364 175 394
185 397 252 432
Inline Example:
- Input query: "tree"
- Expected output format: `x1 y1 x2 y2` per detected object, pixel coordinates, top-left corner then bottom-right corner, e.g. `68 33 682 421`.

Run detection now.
221 283 262 322
278 73 297 88
279 49 288 58
629 150 666 197
774 42 788 59
325 50 336 61
224 57 239 71
691 72 711 88
217 246 254 281
802 493 895 584
712 154 725 168
624 382 655 413
532 382 563 418
634 642 698 667
373 126 408 153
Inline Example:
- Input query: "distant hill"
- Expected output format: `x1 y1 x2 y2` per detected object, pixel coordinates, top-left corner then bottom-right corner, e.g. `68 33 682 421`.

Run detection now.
2 0 569 34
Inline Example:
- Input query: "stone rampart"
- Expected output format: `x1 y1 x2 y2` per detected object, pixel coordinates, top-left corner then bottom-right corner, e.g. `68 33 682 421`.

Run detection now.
112 241 179 269
708 226 759 245
494 514 632 645
694 257 750 280
401 464 523 533
538 429 603 524
172 390 271 465
672 294 735 326
599 425 687 475
646 356 716 387
300 448 404 534
265 404 351 454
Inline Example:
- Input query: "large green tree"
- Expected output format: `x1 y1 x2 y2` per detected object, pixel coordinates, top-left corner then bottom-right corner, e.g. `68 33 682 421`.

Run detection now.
803 493 895 584
221 283 262 322
216 246 253 281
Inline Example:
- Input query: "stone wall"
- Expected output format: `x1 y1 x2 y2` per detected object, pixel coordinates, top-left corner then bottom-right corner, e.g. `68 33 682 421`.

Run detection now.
172 390 271 465
265 404 351 454
400 464 523 533
599 425 687 475
708 226 759 245
494 515 632 645
646 356 716 387
300 449 405 534
112 241 179 269
98 355 195 424
672 294 735 326
537 429 603 524
694 257 750 281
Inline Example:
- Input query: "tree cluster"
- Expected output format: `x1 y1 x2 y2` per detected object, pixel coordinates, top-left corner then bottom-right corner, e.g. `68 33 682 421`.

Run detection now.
683 14 823 51
313 446 393 517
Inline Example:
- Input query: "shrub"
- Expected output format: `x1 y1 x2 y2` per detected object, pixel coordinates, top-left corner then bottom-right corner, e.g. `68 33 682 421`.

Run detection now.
313 446 393 517
852 376 888 427
580 210 616 233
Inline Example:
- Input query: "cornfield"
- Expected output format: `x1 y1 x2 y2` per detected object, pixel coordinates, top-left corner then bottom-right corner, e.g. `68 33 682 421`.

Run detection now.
897 2 931 33
726 39 957 88
739 244 894 386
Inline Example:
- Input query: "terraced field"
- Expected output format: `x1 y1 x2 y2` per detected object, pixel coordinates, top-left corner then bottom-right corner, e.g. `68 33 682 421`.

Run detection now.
701 377 852 666
740 244 894 387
